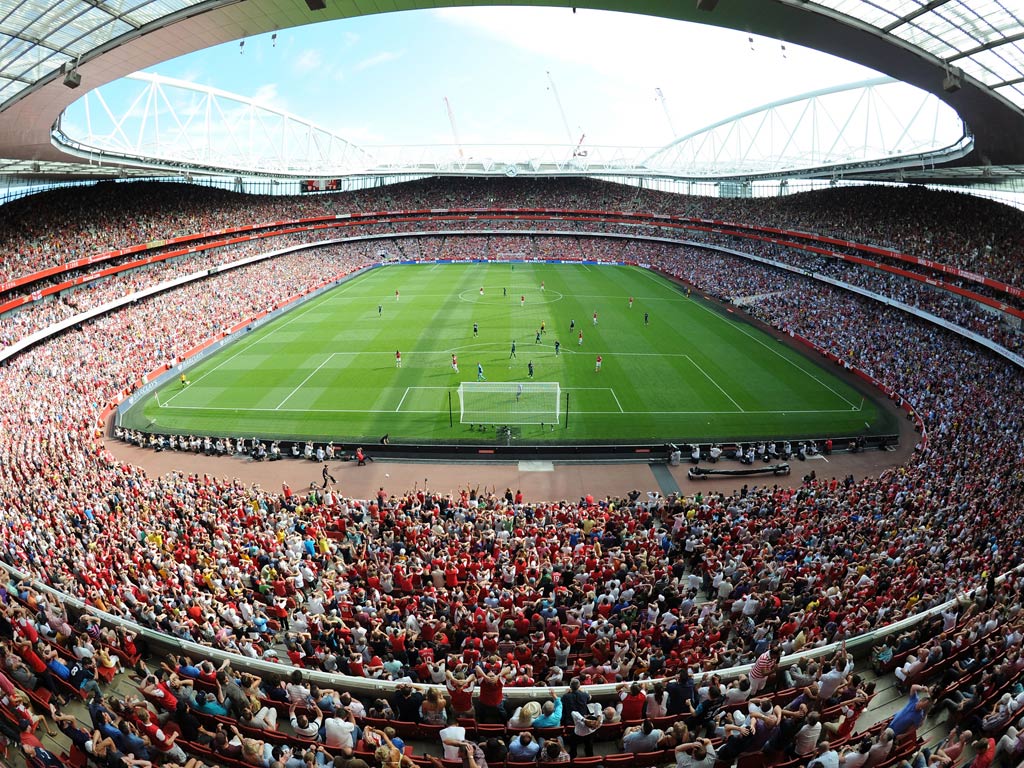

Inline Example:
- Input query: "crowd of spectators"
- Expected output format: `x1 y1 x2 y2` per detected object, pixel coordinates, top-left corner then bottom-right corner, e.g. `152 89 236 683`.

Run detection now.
762 250 1023 355
10 220 1017 374
0 179 1022 768
3 178 1021 364
0 182 325 283
0 231 342 349
0 225 1018 673
758 186 1024 288
3 177 1024 294
673 236 1022 355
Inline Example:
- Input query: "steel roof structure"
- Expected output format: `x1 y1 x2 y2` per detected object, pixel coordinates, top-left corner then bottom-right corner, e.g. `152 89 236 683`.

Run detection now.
55 73 969 182
0 0 1023 183
56 72 376 175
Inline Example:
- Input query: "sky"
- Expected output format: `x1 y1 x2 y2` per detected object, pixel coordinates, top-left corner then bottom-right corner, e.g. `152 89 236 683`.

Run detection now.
127 6 889 150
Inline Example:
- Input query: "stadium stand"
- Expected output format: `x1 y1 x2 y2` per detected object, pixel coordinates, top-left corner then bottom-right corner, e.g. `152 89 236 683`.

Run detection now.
0 178 1021 768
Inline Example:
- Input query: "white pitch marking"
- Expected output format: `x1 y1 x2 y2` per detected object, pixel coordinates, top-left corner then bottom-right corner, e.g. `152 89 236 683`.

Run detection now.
342 291 683 302
315 349 744 358
275 353 336 410
610 388 624 413
457 289 565 305
390 385 613 390
395 387 411 412
160 404 859 416
161 279 363 406
685 355 745 413
636 267 859 409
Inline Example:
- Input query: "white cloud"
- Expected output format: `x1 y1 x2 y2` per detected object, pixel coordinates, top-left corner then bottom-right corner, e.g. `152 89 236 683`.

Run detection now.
250 83 283 109
353 50 405 72
120 6 948 155
293 49 323 74
430 6 882 139
174 68 202 83
329 122 389 146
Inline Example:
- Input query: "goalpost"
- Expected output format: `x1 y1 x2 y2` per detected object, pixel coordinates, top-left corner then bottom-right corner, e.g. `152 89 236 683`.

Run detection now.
458 382 561 425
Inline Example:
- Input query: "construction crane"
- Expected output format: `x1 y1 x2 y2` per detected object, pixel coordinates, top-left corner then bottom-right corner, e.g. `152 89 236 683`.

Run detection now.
655 87 677 139
573 133 587 158
444 96 464 159
546 71 576 146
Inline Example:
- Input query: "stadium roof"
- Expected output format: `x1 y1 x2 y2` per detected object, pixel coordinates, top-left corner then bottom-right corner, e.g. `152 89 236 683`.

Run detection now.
1 0 1023 182
806 1 1024 107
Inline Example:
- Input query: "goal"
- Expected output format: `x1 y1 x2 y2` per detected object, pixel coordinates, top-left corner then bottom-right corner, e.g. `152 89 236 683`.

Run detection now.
458 382 561 425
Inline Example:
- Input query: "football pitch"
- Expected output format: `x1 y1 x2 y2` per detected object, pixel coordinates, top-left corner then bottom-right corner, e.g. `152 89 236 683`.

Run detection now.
122 263 894 444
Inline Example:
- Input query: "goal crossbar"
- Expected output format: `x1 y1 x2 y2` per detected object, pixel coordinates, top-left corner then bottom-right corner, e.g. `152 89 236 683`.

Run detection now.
458 381 561 425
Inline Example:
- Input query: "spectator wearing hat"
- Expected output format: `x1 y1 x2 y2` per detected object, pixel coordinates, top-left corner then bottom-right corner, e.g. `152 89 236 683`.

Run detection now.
508 700 541 730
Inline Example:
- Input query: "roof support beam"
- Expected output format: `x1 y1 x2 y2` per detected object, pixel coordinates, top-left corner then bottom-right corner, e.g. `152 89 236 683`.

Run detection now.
992 75 1024 88
77 0 145 30
947 30 1024 63
881 0 953 34
2 0 1024 174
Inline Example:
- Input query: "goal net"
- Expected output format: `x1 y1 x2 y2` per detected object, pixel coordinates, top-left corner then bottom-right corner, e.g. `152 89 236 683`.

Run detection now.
458 382 561 425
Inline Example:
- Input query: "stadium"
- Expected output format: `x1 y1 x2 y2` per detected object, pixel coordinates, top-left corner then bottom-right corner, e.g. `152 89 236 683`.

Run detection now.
0 3 1022 768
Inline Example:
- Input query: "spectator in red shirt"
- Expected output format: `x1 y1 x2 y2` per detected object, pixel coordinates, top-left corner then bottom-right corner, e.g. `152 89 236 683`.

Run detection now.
747 646 782 696
446 671 476 719
967 738 996 768
618 682 648 721
474 666 510 724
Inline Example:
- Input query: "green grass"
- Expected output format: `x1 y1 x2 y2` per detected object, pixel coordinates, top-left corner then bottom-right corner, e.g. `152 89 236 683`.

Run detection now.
122 263 894 444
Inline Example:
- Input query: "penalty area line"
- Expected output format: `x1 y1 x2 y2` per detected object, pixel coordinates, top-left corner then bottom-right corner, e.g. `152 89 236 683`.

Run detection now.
395 387 411 412
610 388 624 413
685 355 745 413
162 280 362 407
275 353 336 410
676 281 860 410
